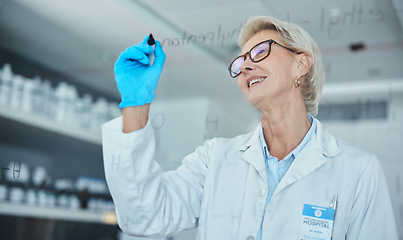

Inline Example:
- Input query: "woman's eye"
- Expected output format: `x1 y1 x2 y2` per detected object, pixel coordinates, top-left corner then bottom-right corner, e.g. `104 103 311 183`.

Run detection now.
254 49 266 58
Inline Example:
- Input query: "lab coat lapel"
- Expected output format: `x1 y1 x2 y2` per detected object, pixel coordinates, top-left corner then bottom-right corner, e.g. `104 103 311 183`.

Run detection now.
274 119 341 195
237 123 268 238
239 123 267 182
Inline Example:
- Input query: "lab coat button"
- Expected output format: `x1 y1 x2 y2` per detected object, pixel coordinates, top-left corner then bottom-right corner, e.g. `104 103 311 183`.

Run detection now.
246 235 255 240
260 188 266 197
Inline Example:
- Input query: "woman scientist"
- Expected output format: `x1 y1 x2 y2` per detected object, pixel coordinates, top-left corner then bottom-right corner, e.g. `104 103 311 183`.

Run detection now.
102 16 398 240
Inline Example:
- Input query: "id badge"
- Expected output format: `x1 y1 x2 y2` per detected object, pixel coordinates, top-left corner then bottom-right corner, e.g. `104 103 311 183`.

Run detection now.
299 204 335 240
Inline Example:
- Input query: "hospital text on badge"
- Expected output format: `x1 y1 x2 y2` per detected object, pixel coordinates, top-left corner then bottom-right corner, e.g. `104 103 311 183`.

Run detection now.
299 204 335 240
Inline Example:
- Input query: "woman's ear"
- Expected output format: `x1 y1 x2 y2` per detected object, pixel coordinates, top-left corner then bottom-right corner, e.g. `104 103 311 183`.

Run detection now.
297 53 312 76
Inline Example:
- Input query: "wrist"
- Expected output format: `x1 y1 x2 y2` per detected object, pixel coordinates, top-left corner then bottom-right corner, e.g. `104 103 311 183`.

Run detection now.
122 104 150 133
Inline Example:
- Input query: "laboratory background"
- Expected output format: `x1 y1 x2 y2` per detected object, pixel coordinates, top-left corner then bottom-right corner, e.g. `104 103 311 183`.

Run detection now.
0 0 402 239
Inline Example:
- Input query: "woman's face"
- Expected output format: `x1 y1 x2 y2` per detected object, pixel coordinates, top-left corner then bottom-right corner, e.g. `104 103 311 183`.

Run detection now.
237 30 301 110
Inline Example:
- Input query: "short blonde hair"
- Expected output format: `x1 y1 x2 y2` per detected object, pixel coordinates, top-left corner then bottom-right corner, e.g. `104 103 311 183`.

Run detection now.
238 16 324 116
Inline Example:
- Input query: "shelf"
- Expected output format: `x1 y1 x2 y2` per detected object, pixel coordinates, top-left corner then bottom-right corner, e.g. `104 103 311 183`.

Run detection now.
0 105 101 145
0 202 117 225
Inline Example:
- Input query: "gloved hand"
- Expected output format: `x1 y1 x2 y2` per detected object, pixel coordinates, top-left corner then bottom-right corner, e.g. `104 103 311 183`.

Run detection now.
114 35 166 108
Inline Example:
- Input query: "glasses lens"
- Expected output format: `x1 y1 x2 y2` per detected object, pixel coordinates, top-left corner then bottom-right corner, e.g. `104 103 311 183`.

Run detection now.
230 56 244 77
250 42 271 62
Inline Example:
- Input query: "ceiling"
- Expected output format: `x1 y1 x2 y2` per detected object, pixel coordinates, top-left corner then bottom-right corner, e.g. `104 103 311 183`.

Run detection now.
0 0 402 118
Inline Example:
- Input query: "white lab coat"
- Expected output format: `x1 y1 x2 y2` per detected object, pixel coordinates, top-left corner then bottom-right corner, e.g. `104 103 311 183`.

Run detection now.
102 116 398 240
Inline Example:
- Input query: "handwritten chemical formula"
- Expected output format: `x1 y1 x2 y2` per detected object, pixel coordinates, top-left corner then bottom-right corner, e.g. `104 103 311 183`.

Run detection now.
160 0 387 50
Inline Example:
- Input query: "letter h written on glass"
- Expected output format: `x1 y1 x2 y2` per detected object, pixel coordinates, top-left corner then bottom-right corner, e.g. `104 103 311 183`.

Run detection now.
1 161 21 178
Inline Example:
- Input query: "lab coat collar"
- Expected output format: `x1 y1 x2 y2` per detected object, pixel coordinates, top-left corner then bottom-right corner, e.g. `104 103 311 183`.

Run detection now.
238 118 339 154
274 117 341 195
239 122 267 182
238 118 341 189
314 118 340 157
238 122 260 152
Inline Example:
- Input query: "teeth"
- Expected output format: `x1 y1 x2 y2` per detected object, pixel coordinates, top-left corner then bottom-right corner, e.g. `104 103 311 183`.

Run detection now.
249 77 265 87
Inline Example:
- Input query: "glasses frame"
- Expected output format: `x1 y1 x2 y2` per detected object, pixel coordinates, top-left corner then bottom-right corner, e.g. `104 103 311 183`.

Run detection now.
228 39 297 78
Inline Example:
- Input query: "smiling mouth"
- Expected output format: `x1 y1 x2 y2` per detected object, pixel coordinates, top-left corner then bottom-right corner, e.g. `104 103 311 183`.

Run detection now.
248 77 266 88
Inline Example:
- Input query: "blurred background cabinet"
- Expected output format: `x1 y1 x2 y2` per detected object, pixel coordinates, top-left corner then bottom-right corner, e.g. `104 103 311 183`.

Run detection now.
0 49 119 240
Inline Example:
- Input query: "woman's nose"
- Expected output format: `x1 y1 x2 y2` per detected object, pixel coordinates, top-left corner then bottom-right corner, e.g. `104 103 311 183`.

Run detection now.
240 57 255 74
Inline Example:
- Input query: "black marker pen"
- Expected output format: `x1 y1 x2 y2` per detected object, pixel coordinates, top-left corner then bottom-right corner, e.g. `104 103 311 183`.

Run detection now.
147 33 155 65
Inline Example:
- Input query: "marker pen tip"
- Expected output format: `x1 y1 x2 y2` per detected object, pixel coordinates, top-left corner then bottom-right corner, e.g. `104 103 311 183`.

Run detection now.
147 34 155 46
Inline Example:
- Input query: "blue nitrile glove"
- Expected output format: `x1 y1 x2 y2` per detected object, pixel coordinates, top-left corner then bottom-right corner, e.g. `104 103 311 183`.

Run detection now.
114 35 166 108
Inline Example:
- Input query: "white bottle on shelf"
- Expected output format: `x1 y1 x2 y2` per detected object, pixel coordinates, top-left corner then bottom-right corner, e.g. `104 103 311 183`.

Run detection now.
42 80 52 117
68 186 80 210
54 82 69 123
31 77 44 116
0 64 14 106
24 166 37 206
9 75 25 110
25 187 37 206
43 80 55 120
32 166 47 207
54 179 71 208
65 85 78 127
79 93 93 130
21 78 35 113
91 97 108 132
7 162 29 204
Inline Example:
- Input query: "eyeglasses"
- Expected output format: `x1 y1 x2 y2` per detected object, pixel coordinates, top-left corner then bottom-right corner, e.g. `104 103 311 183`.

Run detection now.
228 39 296 78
